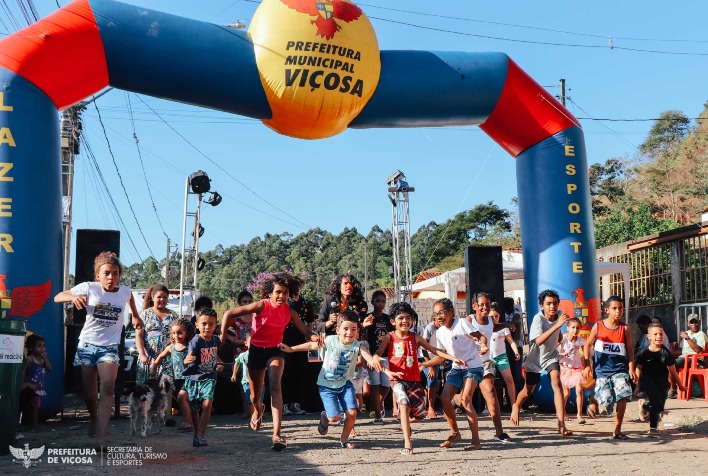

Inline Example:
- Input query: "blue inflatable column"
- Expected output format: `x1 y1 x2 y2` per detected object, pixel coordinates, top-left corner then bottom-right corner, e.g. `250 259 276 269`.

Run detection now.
516 126 600 323
0 68 64 417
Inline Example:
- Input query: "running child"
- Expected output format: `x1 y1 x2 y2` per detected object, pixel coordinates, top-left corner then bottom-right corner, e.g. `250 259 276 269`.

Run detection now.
583 295 636 440
558 317 587 425
151 317 195 432
635 322 686 436
280 312 383 448
54 251 143 450
466 293 513 442
510 289 573 437
20 334 53 427
220 272 319 451
183 307 223 447
374 302 464 455
361 290 393 424
431 298 486 451
490 302 520 412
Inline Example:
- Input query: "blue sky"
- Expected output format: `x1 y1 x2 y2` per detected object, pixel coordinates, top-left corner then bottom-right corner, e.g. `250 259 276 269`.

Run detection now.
17 1 708 267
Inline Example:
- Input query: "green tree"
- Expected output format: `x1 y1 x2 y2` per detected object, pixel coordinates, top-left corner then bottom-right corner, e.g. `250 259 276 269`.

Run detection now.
594 205 679 248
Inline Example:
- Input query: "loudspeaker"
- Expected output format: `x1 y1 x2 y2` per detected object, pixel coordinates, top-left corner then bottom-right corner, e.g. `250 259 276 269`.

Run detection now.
74 229 121 285
464 246 504 315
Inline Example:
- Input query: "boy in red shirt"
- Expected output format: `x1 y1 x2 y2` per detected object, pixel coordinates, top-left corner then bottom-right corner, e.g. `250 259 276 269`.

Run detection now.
374 302 464 455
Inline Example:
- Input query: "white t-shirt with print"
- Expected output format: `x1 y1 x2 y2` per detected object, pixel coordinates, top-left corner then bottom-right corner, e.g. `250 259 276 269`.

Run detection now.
468 316 494 363
72 282 132 346
490 327 511 358
435 318 482 370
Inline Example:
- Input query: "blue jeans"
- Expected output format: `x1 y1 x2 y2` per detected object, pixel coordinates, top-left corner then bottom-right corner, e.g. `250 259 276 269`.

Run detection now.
318 381 358 419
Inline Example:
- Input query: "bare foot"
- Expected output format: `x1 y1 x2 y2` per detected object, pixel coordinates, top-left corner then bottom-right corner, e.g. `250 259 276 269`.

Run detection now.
577 416 586 425
87 421 97 438
510 404 521 426
463 442 481 451
426 410 440 419
439 432 462 448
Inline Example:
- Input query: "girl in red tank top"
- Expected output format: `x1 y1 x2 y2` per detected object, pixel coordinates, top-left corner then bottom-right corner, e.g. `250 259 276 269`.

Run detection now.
220 273 319 451
374 302 464 455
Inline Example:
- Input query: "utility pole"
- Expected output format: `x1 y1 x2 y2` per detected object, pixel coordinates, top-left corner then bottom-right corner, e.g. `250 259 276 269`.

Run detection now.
164 238 171 287
61 107 81 291
559 78 566 106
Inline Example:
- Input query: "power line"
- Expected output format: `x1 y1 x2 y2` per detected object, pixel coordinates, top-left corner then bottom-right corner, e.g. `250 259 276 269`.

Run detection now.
125 92 171 242
93 102 158 260
80 129 143 263
134 93 312 229
358 2 708 45
568 98 638 150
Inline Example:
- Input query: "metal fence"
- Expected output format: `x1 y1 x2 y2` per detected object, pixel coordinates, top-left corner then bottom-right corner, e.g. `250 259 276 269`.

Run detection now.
602 234 708 309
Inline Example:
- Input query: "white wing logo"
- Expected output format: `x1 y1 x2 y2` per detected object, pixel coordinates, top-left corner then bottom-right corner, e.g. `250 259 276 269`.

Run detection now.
9 444 45 468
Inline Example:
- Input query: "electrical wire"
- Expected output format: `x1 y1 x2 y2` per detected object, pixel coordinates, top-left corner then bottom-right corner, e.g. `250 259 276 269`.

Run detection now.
416 143 496 276
125 92 171 242
568 98 639 150
93 102 157 260
134 93 312 229
80 130 143 263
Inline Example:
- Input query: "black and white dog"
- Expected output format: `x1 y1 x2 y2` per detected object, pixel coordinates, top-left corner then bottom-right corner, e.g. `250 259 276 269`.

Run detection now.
129 374 173 437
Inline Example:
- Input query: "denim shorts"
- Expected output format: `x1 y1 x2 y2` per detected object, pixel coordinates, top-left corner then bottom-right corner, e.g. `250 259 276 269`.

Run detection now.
73 341 120 367
318 381 358 418
425 364 441 388
445 367 483 390
242 381 265 405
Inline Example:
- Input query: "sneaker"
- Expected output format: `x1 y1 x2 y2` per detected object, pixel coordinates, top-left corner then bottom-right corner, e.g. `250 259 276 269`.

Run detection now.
372 418 384 425
667 389 677 399
282 404 292 416
646 428 660 438
291 403 306 415
339 413 345 425
481 408 490 416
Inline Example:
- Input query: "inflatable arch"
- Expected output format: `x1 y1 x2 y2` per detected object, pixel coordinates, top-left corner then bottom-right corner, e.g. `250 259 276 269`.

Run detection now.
0 0 600 415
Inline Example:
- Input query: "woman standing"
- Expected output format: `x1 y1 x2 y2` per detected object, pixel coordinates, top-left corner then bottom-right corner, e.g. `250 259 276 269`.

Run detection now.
318 274 368 335
136 284 178 384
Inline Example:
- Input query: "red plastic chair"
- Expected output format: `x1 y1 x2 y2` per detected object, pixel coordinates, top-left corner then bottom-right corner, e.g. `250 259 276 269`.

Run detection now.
684 352 708 402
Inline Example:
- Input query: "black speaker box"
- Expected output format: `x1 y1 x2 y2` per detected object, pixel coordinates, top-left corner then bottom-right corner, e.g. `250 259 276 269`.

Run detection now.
464 246 504 315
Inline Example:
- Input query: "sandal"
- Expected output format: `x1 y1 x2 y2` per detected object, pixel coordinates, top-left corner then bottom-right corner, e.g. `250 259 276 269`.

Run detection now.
272 436 287 451
577 418 587 425
439 432 461 448
612 432 629 440
587 405 597 419
400 448 413 455
463 443 481 451
317 411 329 436
340 440 356 449
560 429 573 437
250 413 263 431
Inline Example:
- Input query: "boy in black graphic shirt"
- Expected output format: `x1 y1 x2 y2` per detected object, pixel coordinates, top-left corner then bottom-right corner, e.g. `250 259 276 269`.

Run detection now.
634 322 686 436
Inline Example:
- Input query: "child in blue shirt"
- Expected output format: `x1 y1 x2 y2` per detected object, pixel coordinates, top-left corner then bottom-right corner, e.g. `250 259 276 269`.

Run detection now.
280 311 384 448
183 307 223 447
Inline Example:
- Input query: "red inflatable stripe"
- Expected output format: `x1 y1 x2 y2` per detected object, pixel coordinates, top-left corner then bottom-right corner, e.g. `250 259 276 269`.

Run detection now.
0 0 108 109
481 58 579 157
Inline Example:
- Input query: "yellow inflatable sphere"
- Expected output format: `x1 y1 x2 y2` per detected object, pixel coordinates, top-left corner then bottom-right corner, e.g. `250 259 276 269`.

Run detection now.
248 0 381 139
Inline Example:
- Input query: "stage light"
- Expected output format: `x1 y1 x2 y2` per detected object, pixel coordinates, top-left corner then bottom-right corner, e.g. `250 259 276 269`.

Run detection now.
189 170 211 194
206 191 222 207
